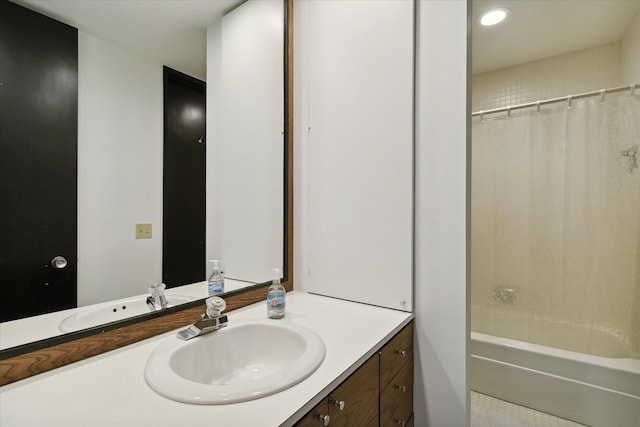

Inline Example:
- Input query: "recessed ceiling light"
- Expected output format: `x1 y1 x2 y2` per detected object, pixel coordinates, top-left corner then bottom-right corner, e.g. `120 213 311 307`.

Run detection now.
480 8 509 26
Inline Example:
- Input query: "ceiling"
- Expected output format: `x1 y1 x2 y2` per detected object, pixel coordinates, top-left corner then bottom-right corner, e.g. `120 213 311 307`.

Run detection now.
473 0 640 74
10 0 242 81
10 0 640 79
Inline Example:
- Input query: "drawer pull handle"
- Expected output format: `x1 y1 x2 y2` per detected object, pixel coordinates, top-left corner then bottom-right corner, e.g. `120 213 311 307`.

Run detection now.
317 414 330 426
395 350 407 357
334 400 345 411
396 384 407 393
396 419 407 427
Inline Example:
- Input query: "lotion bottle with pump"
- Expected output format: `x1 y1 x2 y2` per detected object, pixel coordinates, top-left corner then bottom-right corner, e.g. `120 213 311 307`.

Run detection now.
208 259 224 295
267 268 285 319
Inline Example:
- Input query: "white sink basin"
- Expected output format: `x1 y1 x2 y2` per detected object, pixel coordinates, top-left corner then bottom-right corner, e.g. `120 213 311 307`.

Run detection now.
144 319 326 404
59 295 194 332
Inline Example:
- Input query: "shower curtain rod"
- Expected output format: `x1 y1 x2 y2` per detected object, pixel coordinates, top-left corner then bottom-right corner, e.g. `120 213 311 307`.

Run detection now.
472 83 639 117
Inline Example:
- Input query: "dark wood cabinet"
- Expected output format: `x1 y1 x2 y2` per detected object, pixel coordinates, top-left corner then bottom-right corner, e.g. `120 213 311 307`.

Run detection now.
406 414 415 427
379 322 414 427
296 355 379 427
380 355 413 426
294 321 414 427
295 399 331 427
329 354 379 426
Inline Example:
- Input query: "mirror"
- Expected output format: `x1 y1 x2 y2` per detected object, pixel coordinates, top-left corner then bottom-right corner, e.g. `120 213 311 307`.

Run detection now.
0 0 288 351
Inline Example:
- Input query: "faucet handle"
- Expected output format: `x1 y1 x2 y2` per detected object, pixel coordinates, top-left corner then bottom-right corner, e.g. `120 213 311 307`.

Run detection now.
147 283 168 311
205 296 226 318
148 282 166 296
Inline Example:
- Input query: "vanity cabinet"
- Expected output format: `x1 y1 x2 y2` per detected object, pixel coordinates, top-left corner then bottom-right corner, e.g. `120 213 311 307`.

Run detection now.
294 321 413 427
296 355 379 427
380 322 414 426
295 398 331 427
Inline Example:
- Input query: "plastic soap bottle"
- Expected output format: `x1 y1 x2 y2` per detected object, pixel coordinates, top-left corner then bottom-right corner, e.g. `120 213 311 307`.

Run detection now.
208 259 224 295
267 268 285 319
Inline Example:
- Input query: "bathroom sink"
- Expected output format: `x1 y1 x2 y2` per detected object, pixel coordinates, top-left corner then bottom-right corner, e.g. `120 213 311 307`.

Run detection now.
144 319 326 404
59 295 195 332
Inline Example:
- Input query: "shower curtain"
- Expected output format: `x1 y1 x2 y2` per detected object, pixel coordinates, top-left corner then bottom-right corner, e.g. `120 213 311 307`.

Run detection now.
471 93 640 359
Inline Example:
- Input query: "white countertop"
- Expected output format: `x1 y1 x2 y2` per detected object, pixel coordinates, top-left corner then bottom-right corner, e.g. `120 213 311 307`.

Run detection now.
0 291 413 427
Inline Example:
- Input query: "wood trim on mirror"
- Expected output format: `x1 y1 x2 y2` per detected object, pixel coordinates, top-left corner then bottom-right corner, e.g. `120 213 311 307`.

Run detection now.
0 0 293 387
284 0 294 293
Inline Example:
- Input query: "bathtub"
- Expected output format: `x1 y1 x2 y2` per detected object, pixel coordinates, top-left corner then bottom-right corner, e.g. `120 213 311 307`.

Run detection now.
470 332 640 427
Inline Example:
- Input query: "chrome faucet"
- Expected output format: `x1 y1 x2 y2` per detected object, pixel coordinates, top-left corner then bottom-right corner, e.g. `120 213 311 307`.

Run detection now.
146 283 168 311
177 296 228 340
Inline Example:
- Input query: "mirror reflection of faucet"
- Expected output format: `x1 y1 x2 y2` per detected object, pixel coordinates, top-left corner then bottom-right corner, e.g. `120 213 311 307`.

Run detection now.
146 283 168 311
177 297 228 340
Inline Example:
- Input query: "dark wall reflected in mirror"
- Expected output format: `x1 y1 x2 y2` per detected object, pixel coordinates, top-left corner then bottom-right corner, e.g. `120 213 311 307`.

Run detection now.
0 0 79 323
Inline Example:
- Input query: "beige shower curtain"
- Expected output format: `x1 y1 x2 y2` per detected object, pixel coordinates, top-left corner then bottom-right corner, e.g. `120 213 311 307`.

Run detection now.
472 93 640 358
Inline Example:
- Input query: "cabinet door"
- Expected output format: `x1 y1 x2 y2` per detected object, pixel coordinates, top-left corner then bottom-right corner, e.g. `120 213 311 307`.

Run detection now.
328 355 380 427
295 399 330 427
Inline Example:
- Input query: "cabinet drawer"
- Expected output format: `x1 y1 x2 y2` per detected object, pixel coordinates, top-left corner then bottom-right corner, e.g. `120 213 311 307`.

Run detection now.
329 354 379 427
380 357 413 427
295 399 330 427
379 321 413 386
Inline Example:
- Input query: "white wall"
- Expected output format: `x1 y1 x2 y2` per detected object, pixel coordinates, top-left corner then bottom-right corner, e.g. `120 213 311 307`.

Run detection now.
206 18 223 276
293 0 310 295
414 0 469 426
207 0 284 283
77 32 163 306
218 0 284 283
294 0 413 312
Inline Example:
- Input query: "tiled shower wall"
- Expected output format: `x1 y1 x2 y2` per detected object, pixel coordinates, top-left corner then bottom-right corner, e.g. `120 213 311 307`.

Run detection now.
472 7 640 112
623 5 640 358
471 42 621 112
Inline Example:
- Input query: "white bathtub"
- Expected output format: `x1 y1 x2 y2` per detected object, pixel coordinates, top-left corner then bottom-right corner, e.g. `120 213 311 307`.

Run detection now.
471 332 640 427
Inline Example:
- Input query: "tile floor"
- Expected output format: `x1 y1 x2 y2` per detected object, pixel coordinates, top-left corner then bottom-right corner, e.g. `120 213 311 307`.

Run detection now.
470 391 589 427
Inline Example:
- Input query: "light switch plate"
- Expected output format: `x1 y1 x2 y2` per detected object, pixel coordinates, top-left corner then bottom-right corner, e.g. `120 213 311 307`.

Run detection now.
136 223 152 239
